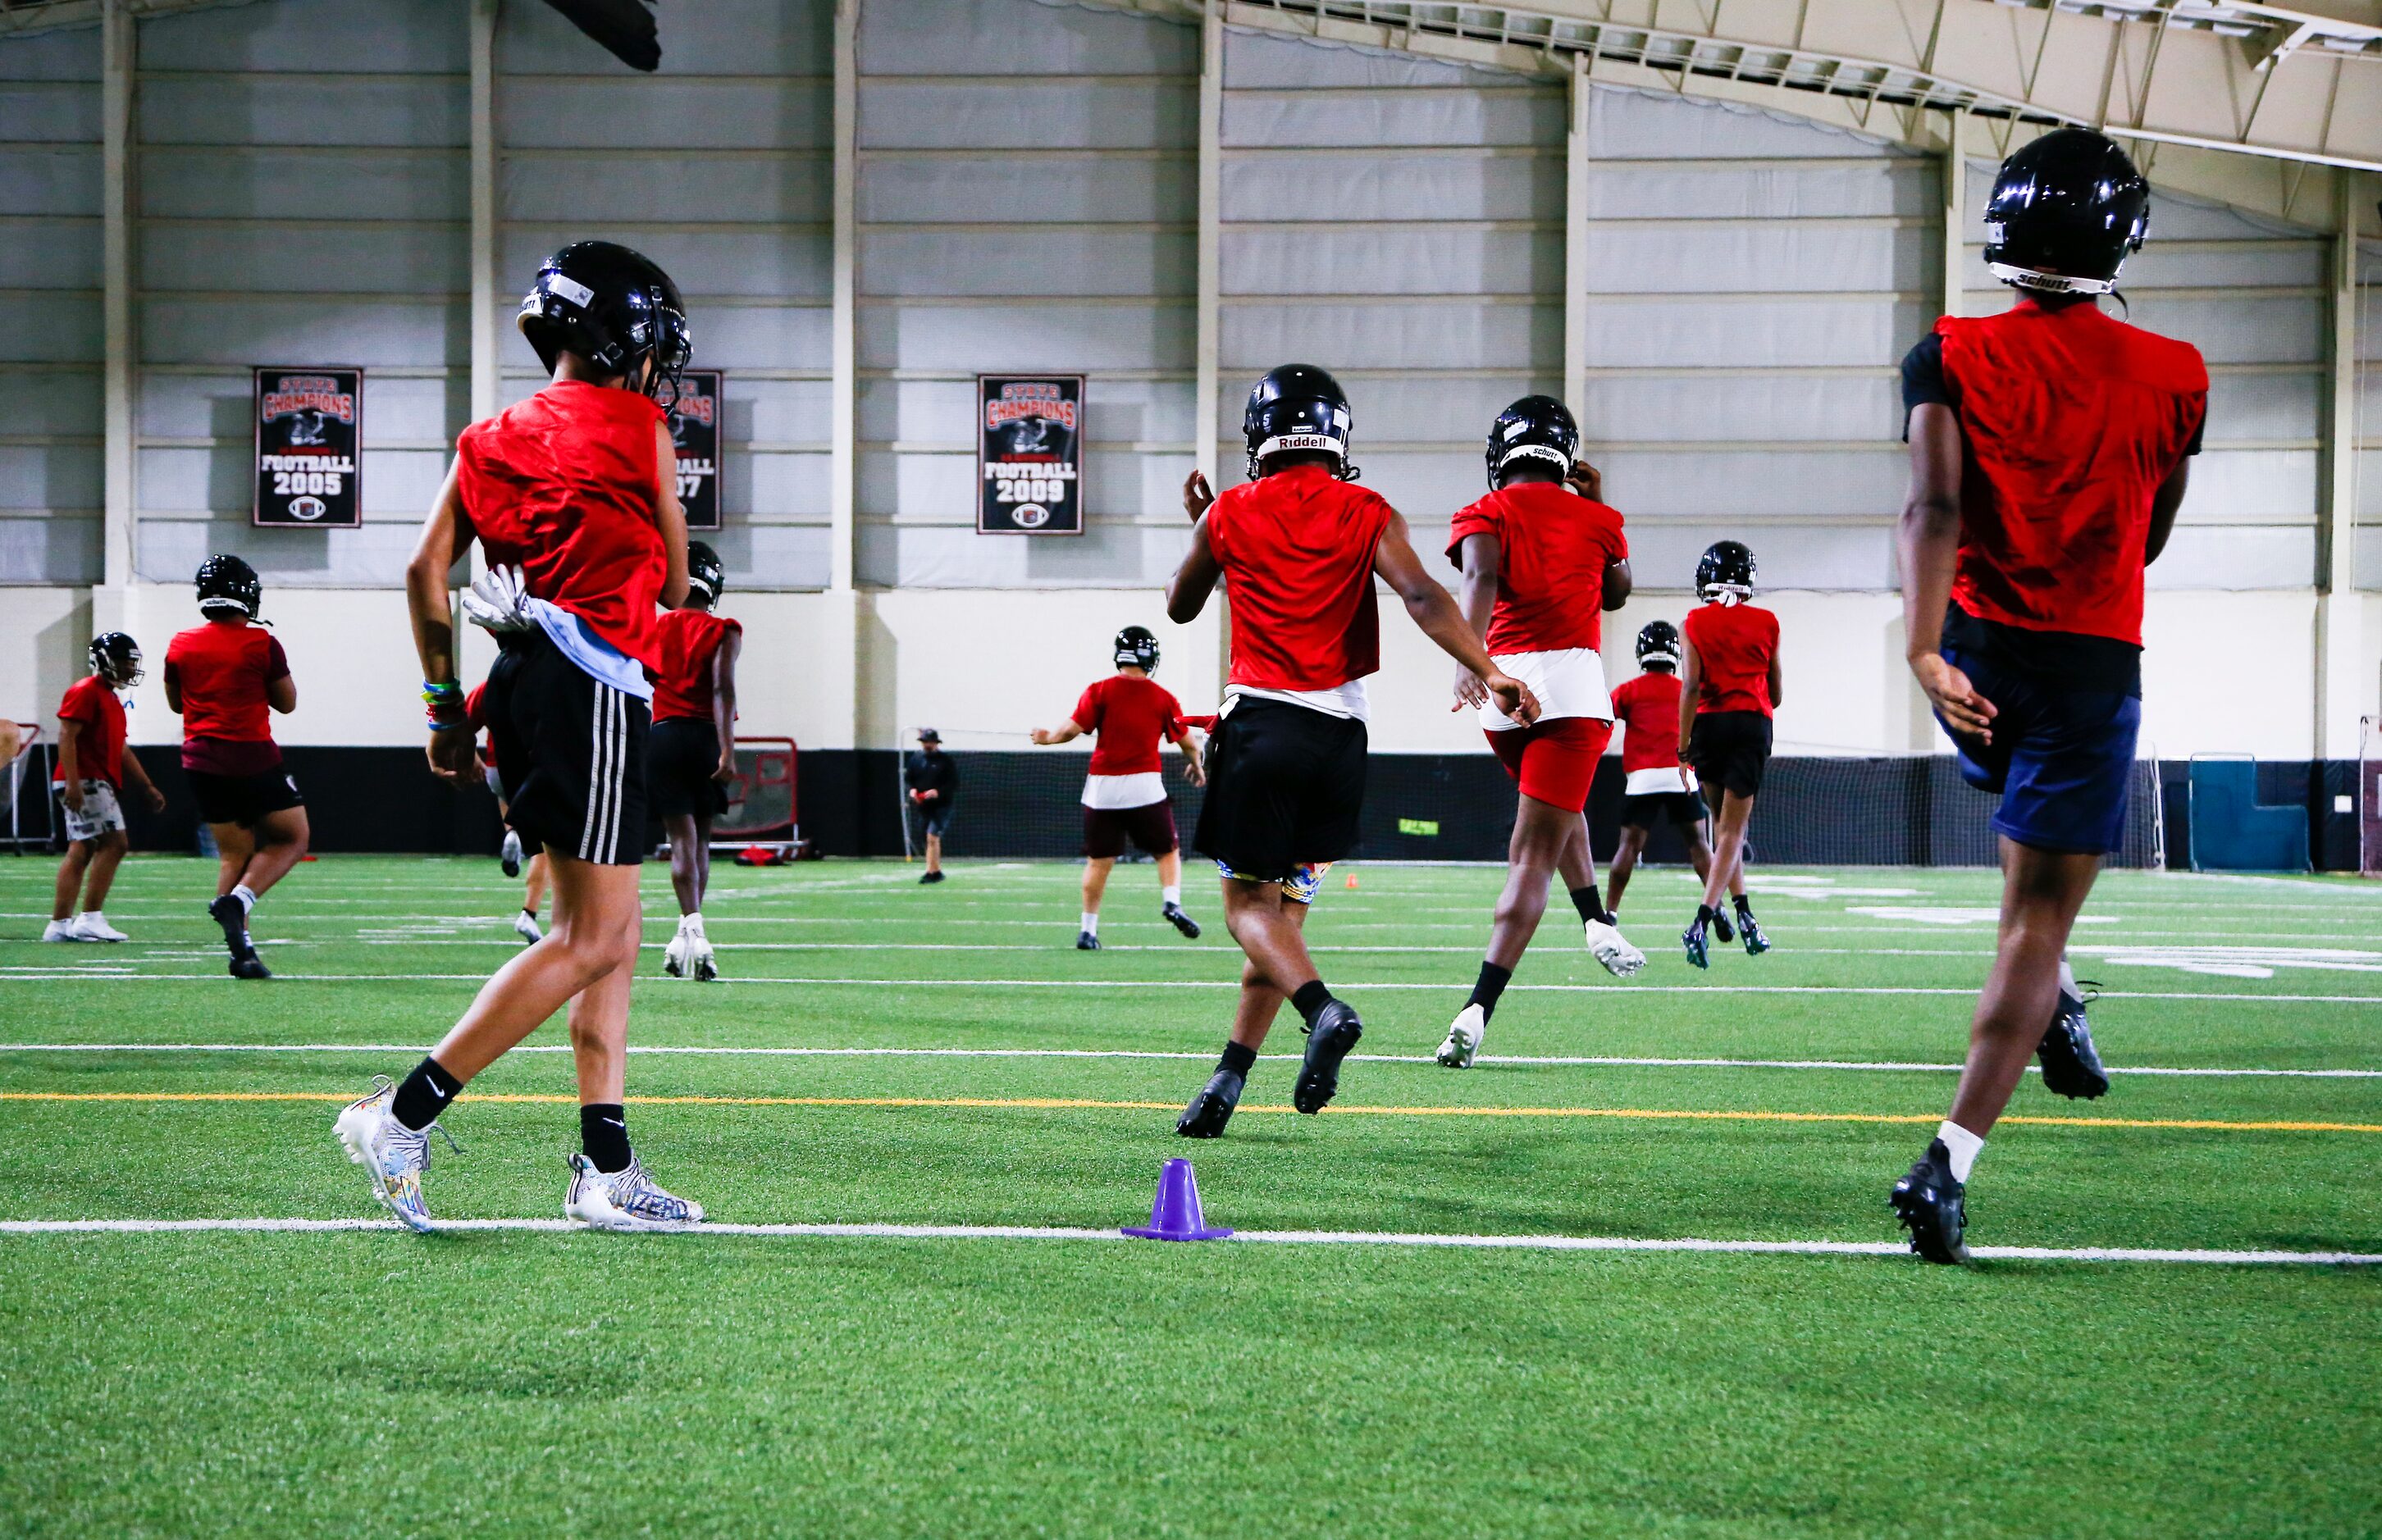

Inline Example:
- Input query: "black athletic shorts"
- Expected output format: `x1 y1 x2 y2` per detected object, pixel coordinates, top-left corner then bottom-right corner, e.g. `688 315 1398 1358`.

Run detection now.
1621 787 1709 830
187 767 303 827
1193 697 1367 882
1084 799 1178 860
1687 710 1773 800
484 631 649 866
647 717 729 820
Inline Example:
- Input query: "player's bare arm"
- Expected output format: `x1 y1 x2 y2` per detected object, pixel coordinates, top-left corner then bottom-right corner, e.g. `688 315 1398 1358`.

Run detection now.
56 718 83 812
710 626 742 782
1898 400 1996 743
1375 513 1539 724
267 672 297 714
1165 513 1224 624
1030 718 1087 746
653 418 691 611
1602 558 1633 610
1173 724 1206 786
1768 649 1785 709
406 459 477 783
2144 455 2191 565
1449 530 1499 709
162 663 183 714
120 739 167 813
1676 638 1700 750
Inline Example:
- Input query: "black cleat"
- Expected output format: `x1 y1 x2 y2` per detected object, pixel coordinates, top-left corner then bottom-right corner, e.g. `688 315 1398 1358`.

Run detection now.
1076 930 1101 951
1711 906 1736 945
207 893 248 953
1162 902 1201 940
2037 981 2109 1099
1176 1068 1243 1137
1292 999 1362 1114
919 870 945 885
1682 918 1710 970
1890 1139 1970 1264
228 947 272 981
1737 909 1771 955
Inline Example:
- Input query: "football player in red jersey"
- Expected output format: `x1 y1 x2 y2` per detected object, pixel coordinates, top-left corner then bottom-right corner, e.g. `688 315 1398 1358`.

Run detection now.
1891 130 2206 1263
646 539 742 981
1603 620 1727 927
339 241 700 1234
44 632 165 944
1165 364 1538 1137
1030 624 1206 949
1677 540 1782 968
1435 396 1642 1072
165 554 309 979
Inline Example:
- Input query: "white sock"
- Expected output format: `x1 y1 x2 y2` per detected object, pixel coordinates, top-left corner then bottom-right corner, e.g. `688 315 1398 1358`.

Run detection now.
231 885 257 913
1080 912 1099 936
1935 1120 1983 1184
1161 885 1181 907
80 910 103 923
683 911 703 936
2058 955 2078 997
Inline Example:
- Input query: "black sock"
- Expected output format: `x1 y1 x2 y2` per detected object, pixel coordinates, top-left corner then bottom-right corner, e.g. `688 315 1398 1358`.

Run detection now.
1695 903 1719 927
1289 980 1335 1028
580 1103 632 1174
390 1055 462 1132
1733 894 1755 916
1467 961 1514 1021
1218 1041 1257 1078
1570 885 1611 926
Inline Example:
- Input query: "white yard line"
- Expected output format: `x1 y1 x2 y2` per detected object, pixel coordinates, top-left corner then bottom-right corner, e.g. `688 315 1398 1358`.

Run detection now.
0 1214 2369 1265
3 1041 2375 1077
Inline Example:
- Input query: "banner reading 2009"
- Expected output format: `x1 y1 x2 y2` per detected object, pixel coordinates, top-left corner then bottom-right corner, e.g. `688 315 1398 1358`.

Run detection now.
253 367 362 529
977 375 1084 536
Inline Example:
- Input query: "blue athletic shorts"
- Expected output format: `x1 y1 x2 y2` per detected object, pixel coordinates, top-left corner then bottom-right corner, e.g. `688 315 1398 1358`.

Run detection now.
1938 636 2141 856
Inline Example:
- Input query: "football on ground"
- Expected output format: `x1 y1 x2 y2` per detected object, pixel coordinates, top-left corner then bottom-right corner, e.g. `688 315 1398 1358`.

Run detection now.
2 854 2376 1533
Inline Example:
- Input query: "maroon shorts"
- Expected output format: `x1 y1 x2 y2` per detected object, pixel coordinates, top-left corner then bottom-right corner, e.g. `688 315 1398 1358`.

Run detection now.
1084 800 1179 859
1486 716 1613 814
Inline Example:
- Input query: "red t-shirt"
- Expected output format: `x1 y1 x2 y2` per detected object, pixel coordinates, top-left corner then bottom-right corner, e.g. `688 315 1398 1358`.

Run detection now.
1685 602 1778 716
1444 481 1627 654
52 675 126 789
650 608 742 725
166 620 289 774
456 380 671 669
1205 464 1396 693
1933 300 2206 646
1610 670 1684 772
1071 673 1189 776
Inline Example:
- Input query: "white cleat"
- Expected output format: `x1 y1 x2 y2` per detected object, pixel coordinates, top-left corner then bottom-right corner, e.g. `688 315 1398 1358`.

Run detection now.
691 938 718 982
663 928 690 977
1584 918 1647 978
70 911 128 943
564 1153 705 1231
1435 1002 1486 1068
500 828 523 878
332 1076 440 1233
513 908 543 945
41 918 88 943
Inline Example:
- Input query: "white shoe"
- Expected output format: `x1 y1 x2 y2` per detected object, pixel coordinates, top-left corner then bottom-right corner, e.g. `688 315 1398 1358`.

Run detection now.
564 1153 705 1231
500 829 522 878
41 919 87 943
1435 1002 1486 1068
332 1077 440 1232
663 927 691 977
513 909 543 945
1585 918 1646 978
71 911 128 942
691 937 718 982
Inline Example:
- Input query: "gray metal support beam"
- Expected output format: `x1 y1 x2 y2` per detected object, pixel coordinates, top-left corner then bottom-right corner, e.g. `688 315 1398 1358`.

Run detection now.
469 0 497 426
830 0 858 595
1941 107 1968 321
1195 0 1222 492
99 0 132 590
1563 50 1590 415
2316 171 2366 757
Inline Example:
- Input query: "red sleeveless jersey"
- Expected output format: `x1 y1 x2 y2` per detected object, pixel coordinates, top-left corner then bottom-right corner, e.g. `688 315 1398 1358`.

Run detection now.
650 608 742 724
1936 300 2206 646
456 380 670 668
1685 602 1777 716
1205 464 1395 693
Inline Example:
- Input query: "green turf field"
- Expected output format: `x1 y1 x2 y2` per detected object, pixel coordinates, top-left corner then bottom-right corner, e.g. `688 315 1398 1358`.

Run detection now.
2 854 2378 1535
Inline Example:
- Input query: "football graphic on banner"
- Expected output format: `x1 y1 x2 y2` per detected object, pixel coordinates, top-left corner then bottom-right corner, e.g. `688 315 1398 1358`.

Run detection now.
253 367 363 529
978 374 1084 536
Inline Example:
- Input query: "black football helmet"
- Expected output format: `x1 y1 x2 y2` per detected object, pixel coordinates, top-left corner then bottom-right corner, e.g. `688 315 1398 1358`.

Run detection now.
1485 394 1577 490
687 539 724 606
1695 540 1757 602
1114 624 1159 672
1634 619 1682 671
89 631 142 688
1983 128 2149 298
195 553 262 620
1243 363 1358 481
518 240 693 408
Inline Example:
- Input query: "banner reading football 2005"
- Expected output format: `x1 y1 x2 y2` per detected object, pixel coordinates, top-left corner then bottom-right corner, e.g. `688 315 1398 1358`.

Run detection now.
667 369 723 532
978 375 1084 535
253 367 362 529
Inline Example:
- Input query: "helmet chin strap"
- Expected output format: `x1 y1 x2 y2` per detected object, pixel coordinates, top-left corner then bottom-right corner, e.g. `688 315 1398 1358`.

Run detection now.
1988 262 2118 296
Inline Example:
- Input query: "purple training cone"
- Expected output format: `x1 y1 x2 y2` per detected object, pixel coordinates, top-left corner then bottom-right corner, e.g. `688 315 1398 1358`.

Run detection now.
1122 1156 1233 1241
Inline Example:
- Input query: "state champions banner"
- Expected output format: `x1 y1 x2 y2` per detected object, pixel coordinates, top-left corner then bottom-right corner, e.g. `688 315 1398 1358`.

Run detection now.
977 375 1084 535
252 367 362 529
667 369 723 532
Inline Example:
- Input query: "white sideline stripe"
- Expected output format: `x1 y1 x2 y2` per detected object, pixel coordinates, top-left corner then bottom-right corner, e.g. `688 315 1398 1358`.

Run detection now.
4 1042 2377 1078
0 1215 2371 1265
0 972 2375 1005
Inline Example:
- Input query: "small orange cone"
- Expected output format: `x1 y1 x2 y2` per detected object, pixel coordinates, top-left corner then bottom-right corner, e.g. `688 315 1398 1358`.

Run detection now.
1344 872 1359 890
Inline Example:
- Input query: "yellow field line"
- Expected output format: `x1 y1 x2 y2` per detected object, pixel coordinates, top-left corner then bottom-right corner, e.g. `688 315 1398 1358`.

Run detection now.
2 1090 2376 1134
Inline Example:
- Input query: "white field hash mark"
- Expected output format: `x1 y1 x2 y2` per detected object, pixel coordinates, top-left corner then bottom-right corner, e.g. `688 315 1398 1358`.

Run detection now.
0 1216 2371 1267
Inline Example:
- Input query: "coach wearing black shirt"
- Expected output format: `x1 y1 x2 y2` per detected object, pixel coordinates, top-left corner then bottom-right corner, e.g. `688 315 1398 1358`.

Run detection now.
904 727 957 884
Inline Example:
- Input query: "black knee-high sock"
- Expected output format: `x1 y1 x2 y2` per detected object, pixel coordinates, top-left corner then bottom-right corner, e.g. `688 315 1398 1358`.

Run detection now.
1217 1040 1257 1078
1733 893 1755 917
1570 885 1611 926
1289 980 1335 1028
1694 903 1719 928
390 1056 461 1132
580 1104 632 1174
1467 961 1513 1021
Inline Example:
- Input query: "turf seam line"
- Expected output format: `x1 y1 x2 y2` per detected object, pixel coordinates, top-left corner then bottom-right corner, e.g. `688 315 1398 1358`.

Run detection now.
0 1217 2371 1265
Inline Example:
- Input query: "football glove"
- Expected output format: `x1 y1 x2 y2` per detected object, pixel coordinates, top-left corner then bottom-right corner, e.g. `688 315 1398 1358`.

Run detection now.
462 563 536 634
